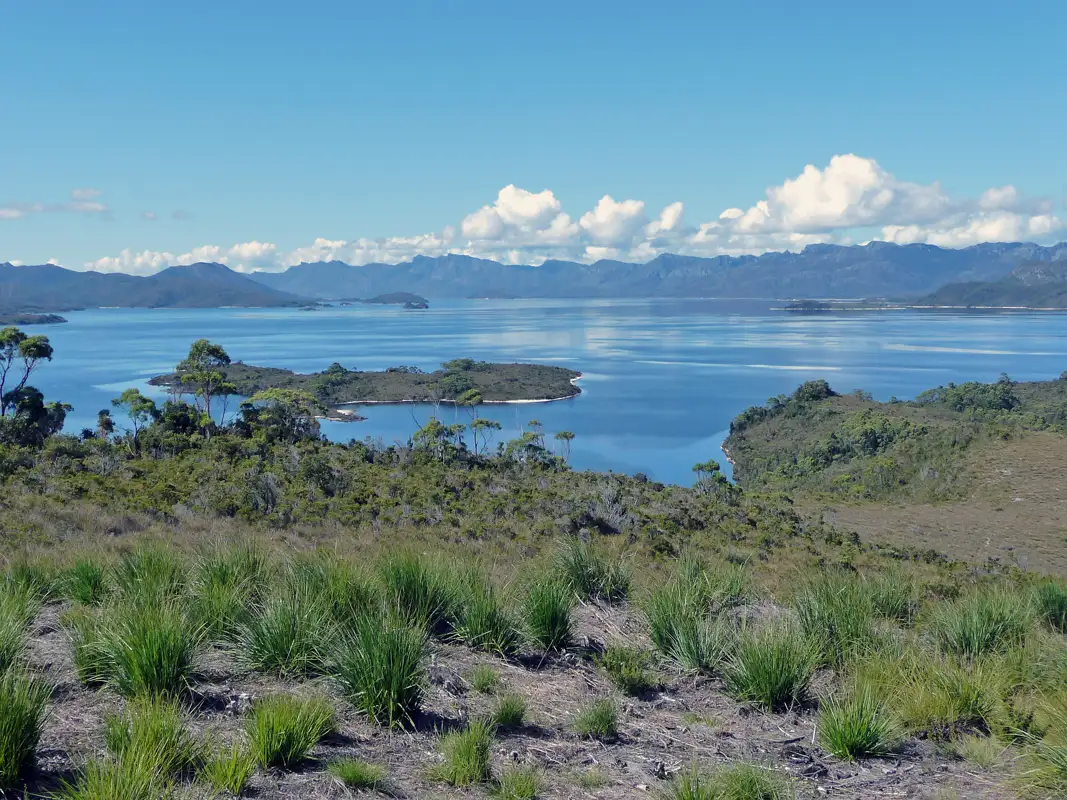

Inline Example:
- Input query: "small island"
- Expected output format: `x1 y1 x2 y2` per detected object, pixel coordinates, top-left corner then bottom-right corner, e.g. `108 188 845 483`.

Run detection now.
351 292 430 308
150 358 581 406
0 312 68 326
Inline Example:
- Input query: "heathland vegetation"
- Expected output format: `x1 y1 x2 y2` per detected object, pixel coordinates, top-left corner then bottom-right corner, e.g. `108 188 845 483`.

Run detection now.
1 328 1067 798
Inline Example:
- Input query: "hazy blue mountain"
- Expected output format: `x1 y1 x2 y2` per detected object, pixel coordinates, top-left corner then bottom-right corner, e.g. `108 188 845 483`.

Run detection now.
249 241 1067 300
918 258 1067 308
0 262 305 312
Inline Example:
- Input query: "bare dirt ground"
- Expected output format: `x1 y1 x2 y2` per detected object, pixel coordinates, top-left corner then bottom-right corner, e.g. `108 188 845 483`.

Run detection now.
21 601 1012 800
810 431 1067 576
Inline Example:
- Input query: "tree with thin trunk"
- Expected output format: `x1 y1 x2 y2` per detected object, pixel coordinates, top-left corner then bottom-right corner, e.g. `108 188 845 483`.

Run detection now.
554 430 575 462
112 388 159 452
175 339 237 428
0 327 54 417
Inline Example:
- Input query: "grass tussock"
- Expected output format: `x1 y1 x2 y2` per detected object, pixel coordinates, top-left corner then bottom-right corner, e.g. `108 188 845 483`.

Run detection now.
666 762 795 800
494 765 541 799
793 571 878 665
111 547 186 604
328 757 387 790
0 587 38 675
246 694 336 769
0 668 50 787
103 696 199 777
434 718 493 786
469 664 500 694
644 580 733 673
1034 578 1067 634
453 579 521 656
63 558 110 606
818 684 900 761
554 538 631 603
332 615 426 728
234 581 333 677
103 600 201 697
522 578 573 652
199 740 256 797
724 623 816 712
380 551 459 633
932 585 1034 659
490 693 527 731
597 646 660 696
572 698 618 740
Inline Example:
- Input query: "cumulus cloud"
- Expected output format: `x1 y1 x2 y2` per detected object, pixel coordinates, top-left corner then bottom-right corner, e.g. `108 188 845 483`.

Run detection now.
69 154 1066 273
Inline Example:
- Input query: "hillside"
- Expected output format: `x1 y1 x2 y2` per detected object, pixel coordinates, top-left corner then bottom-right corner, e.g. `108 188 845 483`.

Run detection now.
0 261 306 312
918 257 1067 307
249 241 1067 300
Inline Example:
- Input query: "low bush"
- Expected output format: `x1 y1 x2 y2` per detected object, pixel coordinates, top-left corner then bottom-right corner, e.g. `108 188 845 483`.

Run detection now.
200 740 256 797
818 685 900 760
246 694 335 769
522 579 573 651
434 718 493 786
490 693 527 731
328 758 387 790
597 646 660 695
332 616 426 728
933 586 1034 659
494 765 541 799
0 668 50 787
572 698 618 740
724 623 816 711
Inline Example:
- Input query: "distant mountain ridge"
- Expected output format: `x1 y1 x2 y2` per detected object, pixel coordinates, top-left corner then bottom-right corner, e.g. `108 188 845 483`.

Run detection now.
0 262 305 312
249 241 1067 300
918 258 1067 308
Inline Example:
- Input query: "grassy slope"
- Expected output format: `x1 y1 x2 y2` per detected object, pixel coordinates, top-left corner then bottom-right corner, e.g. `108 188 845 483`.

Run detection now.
150 360 582 403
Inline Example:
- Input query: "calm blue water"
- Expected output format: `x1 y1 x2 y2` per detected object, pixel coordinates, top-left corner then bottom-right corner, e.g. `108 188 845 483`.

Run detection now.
19 299 1067 486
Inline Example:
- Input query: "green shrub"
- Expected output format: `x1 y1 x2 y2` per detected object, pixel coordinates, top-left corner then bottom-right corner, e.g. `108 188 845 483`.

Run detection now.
111 548 186 603
0 668 50 786
234 582 333 677
328 758 387 790
490 693 527 731
597 646 659 695
246 694 335 769
63 558 110 606
331 616 425 728
102 600 201 697
434 718 493 786
794 572 876 665
453 582 521 656
933 586 1034 659
200 740 256 797
724 623 816 711
667 763 794 800
554 538 630 602
572 698 618 740
818 685 900 760
103 697 199 776
1034 579 1067 634
380 552 459 633
469 664 500 694
522 579 573 651
494 765 541 799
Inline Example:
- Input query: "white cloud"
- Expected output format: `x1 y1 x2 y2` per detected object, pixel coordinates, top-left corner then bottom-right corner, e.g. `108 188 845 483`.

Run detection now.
141 211 159 221
71 188 102 200
1 189 110 220
68 155 1066 273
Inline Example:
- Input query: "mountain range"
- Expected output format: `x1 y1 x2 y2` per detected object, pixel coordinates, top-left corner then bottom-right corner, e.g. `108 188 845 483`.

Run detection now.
4 241 1067 312
918 258 1067 308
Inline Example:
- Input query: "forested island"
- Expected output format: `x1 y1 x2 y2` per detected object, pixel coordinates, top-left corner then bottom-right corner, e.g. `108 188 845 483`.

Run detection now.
1 328 1066 799
150 358 581 405
0 313 67 325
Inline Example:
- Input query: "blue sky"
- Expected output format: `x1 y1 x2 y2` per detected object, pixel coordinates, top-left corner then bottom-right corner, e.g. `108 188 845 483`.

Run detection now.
2 0 1065 273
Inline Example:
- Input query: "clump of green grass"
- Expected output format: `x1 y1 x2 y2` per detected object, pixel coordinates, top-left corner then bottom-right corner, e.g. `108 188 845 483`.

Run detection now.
698 559 751 610
331 616 426 728
554 538 631 602
234 581 333 677
596 646 660 696
63 607 109 686
865 569 920 623
433 718 493 786
190 543 267 642
0 668 50 787
289 552 377 630
933 586 1034 659
111 547 186 603
469 664 500 694
453 581 521 656
328 758 387 790
490 693 527 731
522 579 573 652
572 698 618 740
953 733 1003 769
199 740 256 797
818 684 900 761
793 571 877 665
494 765 541 799
380 552 459 633
574 766 607 789
666 763 794 800
103 600 201 697
0 588 38 675
724 623 816 711
103 696 199 777
4 560 57 601
63 558 110 606
644 581 732 673
57 756 171 800
246 694 335 769
1034 579 1067 634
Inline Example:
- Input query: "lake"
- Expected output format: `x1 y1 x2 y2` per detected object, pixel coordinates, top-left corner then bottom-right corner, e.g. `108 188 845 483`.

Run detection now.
20 299 1067 486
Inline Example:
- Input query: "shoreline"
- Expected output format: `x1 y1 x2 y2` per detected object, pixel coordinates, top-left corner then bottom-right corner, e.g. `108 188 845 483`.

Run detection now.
332 374 583 410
